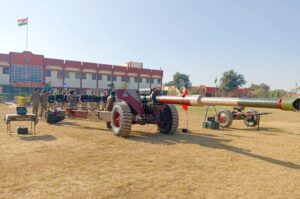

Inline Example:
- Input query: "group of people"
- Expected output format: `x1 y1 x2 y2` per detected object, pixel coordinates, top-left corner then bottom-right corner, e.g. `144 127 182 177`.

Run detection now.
30 88 112 119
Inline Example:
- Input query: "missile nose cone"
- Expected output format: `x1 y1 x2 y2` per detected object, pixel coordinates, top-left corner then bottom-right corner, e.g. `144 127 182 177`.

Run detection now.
280 97 300 112
292 98 300 111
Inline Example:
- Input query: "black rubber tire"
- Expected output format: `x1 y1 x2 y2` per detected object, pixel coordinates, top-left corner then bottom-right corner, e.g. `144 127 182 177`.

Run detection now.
243 109 260 127
110 102 132 138
217 109 233 128
158 104 179 134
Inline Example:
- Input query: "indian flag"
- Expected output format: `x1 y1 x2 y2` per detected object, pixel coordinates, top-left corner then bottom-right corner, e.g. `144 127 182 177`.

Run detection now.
17 18 28 26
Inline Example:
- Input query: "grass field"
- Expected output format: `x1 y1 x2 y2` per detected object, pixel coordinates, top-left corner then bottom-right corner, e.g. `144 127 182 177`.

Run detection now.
0 104 299 198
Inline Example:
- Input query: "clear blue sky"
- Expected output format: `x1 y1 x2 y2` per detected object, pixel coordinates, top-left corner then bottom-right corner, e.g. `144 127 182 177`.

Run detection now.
1 0 299 90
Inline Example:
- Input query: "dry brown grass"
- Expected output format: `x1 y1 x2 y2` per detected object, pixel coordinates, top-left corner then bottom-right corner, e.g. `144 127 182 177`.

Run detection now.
0 104 299 199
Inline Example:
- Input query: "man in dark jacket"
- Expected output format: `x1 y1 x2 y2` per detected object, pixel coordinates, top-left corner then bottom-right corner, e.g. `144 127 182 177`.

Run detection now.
48 91 55 110
55 90 64 109
80 91 89 110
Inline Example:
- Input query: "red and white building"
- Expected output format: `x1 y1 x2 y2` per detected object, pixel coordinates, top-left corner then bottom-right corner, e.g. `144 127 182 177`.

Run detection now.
0 51 163 94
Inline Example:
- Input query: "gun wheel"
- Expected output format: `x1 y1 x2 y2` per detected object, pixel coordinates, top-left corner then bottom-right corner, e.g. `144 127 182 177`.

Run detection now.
111 102 132 138
217 110 233 128
158 104 179 134
244 109 260 127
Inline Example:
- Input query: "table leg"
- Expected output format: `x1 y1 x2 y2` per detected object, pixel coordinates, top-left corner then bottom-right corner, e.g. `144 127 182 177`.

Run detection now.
8 123 12 136
33 122 36 134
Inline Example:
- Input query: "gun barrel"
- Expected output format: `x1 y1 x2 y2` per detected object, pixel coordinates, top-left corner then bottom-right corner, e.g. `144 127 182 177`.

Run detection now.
155 96 300 112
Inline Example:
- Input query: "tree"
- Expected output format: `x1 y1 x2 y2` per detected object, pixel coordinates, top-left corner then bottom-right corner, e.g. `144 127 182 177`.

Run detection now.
250 83 270 97
269 89 287 98
120 82 128 89
165 72 192 91
219 70 246 95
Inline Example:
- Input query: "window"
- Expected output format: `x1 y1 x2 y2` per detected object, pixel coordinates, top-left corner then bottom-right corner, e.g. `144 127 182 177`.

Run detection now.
75 72 81 79
64 71 69 78
3 67 10 74
98 74 102 80
107 75 111 81
134 77 142 83
82 72 87 79
11 64 42 83
146 78 150 83
121 76 128 82
92 73 97 80
150 79 154 84
57 71 63 79
2 86 10 93
112 75 117 81
46 69 51 77
158 79 161 84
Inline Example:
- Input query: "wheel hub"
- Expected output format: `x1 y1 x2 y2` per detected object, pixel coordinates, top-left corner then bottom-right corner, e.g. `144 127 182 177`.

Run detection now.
113 112 120 128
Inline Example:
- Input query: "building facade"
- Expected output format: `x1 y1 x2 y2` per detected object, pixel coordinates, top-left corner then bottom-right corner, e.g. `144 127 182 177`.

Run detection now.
0 51 163 95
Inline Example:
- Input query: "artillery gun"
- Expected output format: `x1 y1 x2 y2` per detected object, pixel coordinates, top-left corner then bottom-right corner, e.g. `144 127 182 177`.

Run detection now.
47 88 300 138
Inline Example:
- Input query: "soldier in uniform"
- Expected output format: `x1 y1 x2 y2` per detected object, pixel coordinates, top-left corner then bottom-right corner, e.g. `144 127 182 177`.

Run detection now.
68 90 77 109
63 89 69 109
80 91 89 110
40 90 49 119
48 91 55 110
95 92 102 110
30 88 40 116
102 90 109 111
55 90 64 109
88 91 96 110
105 91 116 111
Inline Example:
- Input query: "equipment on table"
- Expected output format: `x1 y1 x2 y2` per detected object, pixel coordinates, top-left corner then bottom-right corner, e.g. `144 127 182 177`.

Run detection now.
4 114 38 135
16 106 27 115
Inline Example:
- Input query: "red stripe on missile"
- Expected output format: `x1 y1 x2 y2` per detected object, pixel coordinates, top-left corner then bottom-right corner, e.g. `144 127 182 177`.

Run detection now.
278 99 282 110
158 98 192 106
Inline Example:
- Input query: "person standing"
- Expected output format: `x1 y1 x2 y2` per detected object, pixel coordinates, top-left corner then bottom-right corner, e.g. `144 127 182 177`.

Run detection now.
40 90 48 119
102 90 109 111
63 89 69 109
30 88 40 116
80 91 88 110
105 91 116 111
55 90 64 109
48 91 55 110
88 91 96 110
68 90 77 109
95 92 102 110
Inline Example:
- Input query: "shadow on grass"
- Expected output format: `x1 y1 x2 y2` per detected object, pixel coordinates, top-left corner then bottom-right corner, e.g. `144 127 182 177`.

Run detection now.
130 131 300 170
227 127 285 136
20 134 57 141
52 121 81 127
52 121 111 132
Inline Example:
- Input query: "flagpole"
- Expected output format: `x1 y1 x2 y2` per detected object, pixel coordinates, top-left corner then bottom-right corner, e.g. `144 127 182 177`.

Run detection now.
26 17 28 50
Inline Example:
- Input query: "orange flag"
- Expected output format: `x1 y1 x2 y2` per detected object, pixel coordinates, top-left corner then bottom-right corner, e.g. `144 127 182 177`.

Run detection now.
182 88 188 111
